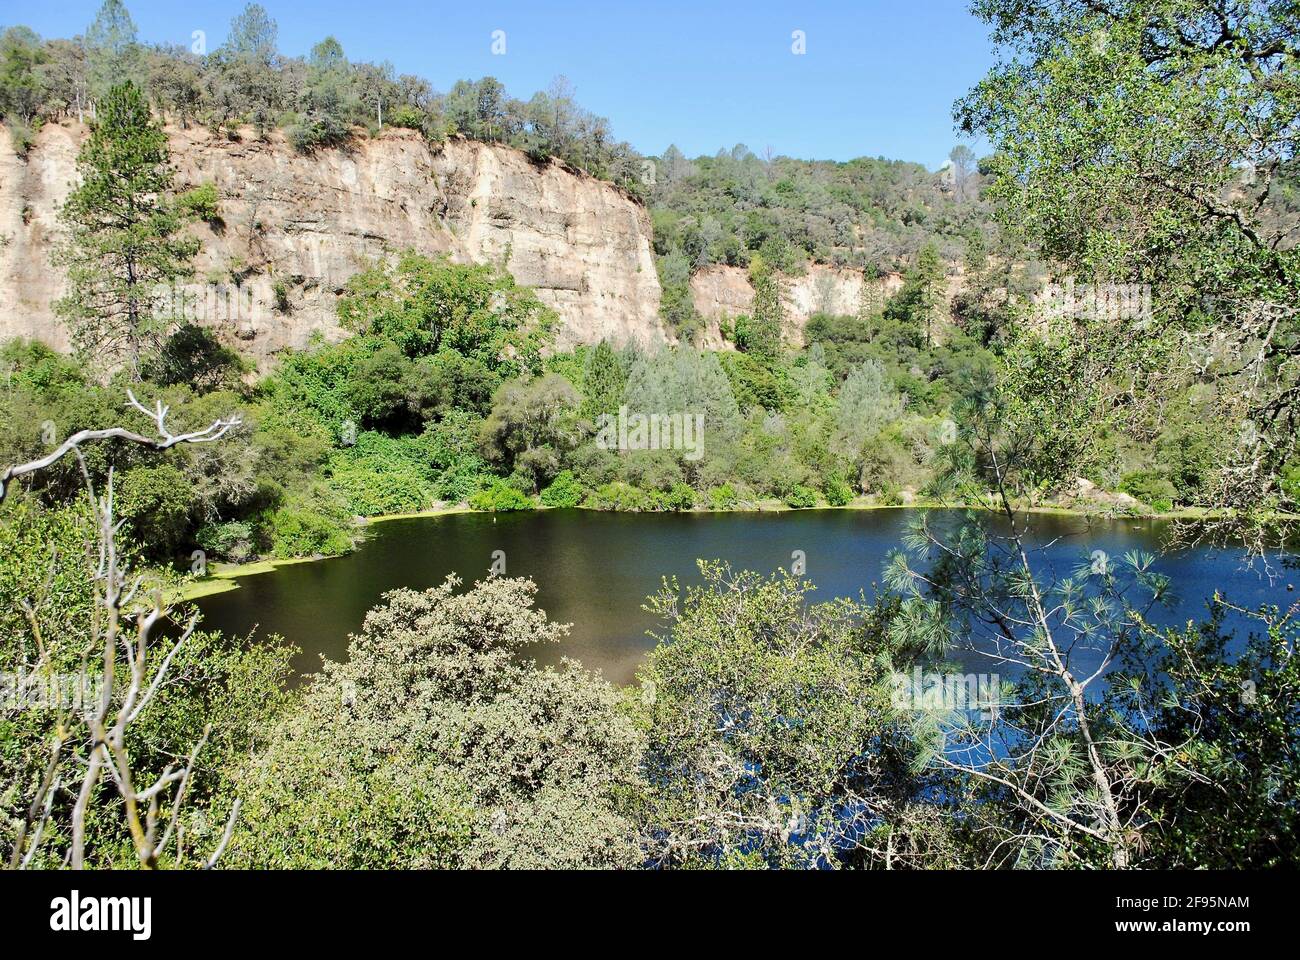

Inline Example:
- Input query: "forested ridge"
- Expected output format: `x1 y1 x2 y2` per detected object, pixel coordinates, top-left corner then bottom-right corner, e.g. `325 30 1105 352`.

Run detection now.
0 0 1297 871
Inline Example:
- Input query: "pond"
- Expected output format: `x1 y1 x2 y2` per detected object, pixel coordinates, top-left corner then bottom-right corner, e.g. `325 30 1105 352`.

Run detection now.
193 508 1293 687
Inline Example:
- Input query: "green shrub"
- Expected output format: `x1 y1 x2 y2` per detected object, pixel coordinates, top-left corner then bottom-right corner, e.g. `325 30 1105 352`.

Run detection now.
118 464 195 560
147 323 243 391
328 432 438 516
659 482 698 512
708 484 739 510
1281 463 1300 504
540 470 584 508
823 477 854 507
198 520 256 563
784 485 818 509
1119 470 1179 511
331 466 434 516
469 480 535 512
584 482 652 512
269 506 354 558
387 104 427 131
877 484 904 506
177 182 221 222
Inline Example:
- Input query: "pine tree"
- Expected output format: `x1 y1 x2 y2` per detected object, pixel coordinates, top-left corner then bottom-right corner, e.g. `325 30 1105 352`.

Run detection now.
910 241 945 348
580 340 628 420
53 81 199 377
744 254 784 360
85 0 141 102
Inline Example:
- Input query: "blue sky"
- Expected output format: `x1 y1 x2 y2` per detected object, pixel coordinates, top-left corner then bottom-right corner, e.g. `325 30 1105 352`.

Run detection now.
4 0 994 167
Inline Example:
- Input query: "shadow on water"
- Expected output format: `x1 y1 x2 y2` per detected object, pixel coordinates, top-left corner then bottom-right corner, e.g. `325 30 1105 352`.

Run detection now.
192 508 1294 687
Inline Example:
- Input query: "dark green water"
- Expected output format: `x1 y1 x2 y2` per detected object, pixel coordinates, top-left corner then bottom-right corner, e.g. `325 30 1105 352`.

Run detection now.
193 508 1291 686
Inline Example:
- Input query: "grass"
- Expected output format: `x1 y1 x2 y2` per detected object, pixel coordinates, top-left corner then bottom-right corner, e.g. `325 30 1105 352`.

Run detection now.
174 556 324 602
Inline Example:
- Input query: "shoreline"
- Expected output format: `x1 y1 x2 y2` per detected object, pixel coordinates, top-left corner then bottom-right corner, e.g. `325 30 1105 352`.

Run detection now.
173 497 1228 602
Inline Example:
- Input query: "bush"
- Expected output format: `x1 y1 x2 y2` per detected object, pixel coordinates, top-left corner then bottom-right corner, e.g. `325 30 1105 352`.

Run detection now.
655 482 698 512
269 505 354 558
147 324 243 392
388 104 427 132
1119 470 1179 512
784 485 818 509
328 432 437 516
540 470 584 508
118 464 195 560
198 520 256 563
876 484 904 506
331 466 433 516
1281 463 1300 504
708 484 739 510
584 482 652 512
823 477 854 507
469 480 535 512
177 182 221 222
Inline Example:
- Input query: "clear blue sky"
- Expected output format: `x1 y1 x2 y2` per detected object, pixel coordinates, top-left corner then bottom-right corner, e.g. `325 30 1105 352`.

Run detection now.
4 0 994 167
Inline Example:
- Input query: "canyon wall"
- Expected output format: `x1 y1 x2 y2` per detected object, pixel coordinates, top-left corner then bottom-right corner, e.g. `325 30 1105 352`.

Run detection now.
690 263 905 347
0 121 952 364
0 122 669 362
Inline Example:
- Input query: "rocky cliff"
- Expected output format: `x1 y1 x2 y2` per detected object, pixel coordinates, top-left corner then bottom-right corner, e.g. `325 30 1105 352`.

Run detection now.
0 121 959 365
0 121 668 362
690 264 906 347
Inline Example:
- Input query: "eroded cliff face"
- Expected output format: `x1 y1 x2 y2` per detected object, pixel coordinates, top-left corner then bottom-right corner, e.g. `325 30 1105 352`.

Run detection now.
690 263 906 347
0 121 668 362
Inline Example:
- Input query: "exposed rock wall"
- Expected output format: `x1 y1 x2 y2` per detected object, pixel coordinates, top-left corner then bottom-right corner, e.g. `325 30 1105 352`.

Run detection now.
0 122 669 363
690 263 905 346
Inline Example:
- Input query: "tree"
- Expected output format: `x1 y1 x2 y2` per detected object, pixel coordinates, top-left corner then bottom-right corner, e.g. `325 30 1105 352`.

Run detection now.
84 0 141 101
742 255 786 359
956 0 1300 544
225 2 278 62
947 143 976 200
0 393 256 869
636 562 946 868
215 3 281 136
886 386 1300 868
623 347 742 444
580 340 627 420
478 374 583 490
53 81 200 378
226 577 643 868
288 36 357 149
337 253 554 378
0 26 50 132
833 358 905 462
147 323 242 391
1132 600 1300 867
914 242 944 347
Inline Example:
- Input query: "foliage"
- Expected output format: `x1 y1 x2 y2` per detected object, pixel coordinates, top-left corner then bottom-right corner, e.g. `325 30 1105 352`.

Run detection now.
783 484 817 509
52 80 200 376
1119 470 1178 512
227 577 643 868
338 252 554 378
540 470 584 508
579 340 628 421
468 479 534 512
583 481 652 512
478 374 582 492
146 323 243 391
957 0 1300 540
635 562 928 868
